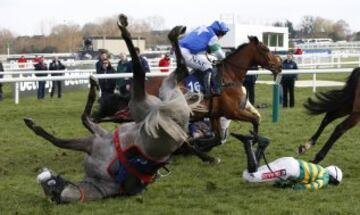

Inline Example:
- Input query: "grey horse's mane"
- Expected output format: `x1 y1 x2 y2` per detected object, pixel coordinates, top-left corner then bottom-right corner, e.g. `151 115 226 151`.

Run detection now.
140 71 203 142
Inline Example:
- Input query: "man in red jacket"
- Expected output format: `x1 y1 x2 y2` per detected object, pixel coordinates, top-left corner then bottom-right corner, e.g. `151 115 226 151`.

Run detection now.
158 53 171 72
18 56 27 68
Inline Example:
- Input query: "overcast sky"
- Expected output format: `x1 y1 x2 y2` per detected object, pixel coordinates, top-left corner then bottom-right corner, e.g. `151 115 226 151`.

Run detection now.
1 0 360 36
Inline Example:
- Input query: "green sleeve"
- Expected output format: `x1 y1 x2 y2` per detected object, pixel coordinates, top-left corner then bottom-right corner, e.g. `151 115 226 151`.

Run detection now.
292 183 306 190
292 178 327 191
208 43 221 52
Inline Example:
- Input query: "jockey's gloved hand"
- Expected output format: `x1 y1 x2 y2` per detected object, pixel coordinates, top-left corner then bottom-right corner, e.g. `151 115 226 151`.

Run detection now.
273 180 292 188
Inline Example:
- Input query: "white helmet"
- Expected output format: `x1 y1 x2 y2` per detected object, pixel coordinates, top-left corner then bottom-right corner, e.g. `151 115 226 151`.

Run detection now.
325 165 343 185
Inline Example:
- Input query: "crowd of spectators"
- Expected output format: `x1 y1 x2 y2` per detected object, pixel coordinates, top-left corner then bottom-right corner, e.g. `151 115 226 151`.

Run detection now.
96 48 153 98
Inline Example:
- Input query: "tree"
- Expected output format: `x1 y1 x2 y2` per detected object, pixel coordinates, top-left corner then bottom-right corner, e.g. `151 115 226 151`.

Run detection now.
352 31 360 41
329 20 350 41
49 23 82 52
82 23 100 38
0 29 15 54
285 20 298 38
299 16 315 37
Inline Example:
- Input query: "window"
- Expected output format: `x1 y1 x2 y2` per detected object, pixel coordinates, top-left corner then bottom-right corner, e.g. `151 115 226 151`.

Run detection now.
262 33 284 48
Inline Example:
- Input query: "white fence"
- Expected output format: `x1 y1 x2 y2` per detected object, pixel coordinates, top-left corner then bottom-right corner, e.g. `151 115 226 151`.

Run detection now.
297 41 360 50
0 67 354 104
4 53 360 72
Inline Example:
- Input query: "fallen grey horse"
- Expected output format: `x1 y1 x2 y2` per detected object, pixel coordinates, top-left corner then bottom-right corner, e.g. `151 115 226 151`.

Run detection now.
24 14 201 203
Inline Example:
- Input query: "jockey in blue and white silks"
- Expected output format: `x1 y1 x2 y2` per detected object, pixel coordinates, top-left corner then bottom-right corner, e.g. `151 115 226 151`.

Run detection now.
179 21 229 97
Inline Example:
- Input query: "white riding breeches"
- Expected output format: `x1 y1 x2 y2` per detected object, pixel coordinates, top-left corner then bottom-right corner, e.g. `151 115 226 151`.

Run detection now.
180 47 212 72
219 117 231 144
243 157 300 183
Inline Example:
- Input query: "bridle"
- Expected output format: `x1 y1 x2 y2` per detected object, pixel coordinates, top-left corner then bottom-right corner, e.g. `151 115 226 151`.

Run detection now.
255 44 280 73
219 43 279 77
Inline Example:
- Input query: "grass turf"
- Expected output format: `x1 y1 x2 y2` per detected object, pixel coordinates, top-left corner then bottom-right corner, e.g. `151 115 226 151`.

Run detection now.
0 83 359 215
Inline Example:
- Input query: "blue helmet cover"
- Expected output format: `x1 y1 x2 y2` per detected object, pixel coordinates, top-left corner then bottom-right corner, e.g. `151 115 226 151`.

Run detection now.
209 21 229 34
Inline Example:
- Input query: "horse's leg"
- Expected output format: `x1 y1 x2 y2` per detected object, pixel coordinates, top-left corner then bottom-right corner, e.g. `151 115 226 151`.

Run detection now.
24 118 93 154
117 15 146 101
40 175 119 203
219 117 232 144
245 100 261 123
182 142 220 164
61 179 119 203
168 25 188 81
312 112 360 163
81 76 108 137
95 117 133 124
229 109 260 135
298 110 349 154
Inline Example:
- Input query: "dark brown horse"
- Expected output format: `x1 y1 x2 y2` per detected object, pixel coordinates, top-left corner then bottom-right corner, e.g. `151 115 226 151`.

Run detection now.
96 37 282 145
299 67 360 163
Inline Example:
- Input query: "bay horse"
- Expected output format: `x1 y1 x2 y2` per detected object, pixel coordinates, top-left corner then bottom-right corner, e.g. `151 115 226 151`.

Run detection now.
95 36 282 148
298 67 360 163
24 14 202 203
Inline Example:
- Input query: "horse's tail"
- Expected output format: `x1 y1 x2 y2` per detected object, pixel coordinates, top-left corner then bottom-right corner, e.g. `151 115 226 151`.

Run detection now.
142 92 191 143
304 67 360 115
142 85 204 143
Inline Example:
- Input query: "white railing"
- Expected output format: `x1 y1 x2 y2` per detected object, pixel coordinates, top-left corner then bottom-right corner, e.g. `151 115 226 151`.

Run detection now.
0 67 354 104
297 41 360 50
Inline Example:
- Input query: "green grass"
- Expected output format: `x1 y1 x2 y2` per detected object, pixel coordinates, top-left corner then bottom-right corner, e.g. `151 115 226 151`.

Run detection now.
0 83 359 215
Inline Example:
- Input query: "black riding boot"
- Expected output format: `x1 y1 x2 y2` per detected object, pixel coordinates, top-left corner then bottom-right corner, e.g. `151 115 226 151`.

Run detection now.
210 68 222 96
231 133 258 173
255 136 270 164
203 71 212 98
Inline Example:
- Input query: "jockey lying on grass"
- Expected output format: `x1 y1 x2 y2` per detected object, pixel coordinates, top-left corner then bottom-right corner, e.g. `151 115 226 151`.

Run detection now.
232 133 342 191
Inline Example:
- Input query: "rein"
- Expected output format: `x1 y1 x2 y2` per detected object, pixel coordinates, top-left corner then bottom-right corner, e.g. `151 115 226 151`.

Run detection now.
261 149 286 182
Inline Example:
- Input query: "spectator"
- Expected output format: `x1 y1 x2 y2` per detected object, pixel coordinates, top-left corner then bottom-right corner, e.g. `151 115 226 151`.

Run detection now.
116 53 129 96
49 56 65 98
294 48 303 55
243 65 258 105
281 53 298 108
127 47 150 74
95 51 108 74
0 61 3 101
98 59 116 98
33 55 41 65
34 57 48 99
18 56 27 68
158 53 171 73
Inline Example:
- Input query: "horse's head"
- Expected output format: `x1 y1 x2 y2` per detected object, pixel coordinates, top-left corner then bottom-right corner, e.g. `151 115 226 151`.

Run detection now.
247 36 282 75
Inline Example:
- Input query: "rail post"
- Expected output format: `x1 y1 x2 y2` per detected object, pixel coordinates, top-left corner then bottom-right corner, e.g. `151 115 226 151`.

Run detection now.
272 74 282 123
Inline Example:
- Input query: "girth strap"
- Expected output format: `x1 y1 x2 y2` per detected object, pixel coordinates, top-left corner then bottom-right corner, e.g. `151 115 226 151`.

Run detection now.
113 128 154 185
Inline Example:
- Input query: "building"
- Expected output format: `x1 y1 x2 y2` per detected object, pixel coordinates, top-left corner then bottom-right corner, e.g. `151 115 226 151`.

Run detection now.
91 36 146 55
219 23 289 52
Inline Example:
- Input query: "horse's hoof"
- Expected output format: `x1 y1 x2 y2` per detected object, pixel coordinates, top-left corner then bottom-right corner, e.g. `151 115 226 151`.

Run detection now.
89 75 99 90
168 26 186 42
309 159 319 164
297 145 306 154
118 14 128 27
206 157 221 165
24 118 34 127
